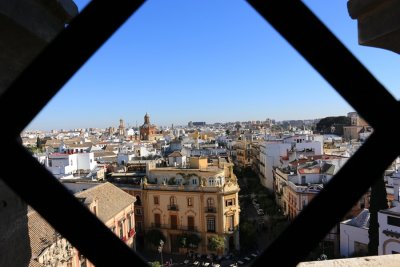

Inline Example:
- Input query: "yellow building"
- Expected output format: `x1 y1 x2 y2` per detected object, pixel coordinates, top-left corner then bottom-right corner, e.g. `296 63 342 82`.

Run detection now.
142 156 240 255
235 140 252 168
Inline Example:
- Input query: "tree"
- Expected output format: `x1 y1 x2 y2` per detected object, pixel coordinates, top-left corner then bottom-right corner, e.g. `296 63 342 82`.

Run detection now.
149 261 161 267
36 137 41 149
178 234 187 250
177 233 201 252
208 235 225 253
239 221 257 250
187 233 201 249
368 175 388 255
225 129 231 136
145 229 166 248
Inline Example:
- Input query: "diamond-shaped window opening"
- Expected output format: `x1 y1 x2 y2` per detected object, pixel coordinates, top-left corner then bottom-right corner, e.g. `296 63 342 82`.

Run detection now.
1 1 399 267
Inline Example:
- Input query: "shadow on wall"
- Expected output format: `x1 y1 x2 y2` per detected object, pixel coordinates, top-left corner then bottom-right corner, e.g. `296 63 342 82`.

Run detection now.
0 181 31 266
0 1 78 266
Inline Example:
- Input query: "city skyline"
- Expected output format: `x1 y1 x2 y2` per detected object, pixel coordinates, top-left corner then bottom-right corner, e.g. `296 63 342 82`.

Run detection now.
26 0 400 131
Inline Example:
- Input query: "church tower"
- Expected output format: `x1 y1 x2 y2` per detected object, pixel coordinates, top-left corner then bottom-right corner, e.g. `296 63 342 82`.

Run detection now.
140 113 157 140
118 118 126 138
144 113 150 124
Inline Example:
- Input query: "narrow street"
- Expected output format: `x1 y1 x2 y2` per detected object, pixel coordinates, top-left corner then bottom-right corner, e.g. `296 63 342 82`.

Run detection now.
235 167 278 264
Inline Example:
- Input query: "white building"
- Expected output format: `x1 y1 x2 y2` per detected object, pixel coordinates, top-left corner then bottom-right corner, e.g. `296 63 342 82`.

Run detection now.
340 209 370 257
46 152 97 179
259 135 323 191
378 171 400 255
117 152 136 165
378 205 400 255
32 153 47 165
260 141 290 190
135 146 158 158
167 151 186 167
126 128 139 137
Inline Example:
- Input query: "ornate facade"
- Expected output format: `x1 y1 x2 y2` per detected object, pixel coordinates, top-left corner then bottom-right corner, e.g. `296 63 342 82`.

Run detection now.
141 156 241 255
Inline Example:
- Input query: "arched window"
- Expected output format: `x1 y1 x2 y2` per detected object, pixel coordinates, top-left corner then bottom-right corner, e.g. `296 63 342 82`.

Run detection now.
135 195 141 206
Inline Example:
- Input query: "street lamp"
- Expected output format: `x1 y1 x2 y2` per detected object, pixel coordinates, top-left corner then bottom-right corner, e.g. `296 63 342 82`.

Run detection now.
158 239 164 266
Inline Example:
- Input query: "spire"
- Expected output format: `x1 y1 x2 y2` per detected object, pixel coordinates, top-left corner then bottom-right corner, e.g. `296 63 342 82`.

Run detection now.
144 113 150 124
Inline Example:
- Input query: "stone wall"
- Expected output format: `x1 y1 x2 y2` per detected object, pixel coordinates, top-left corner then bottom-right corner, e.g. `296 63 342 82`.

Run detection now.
0 1 77 266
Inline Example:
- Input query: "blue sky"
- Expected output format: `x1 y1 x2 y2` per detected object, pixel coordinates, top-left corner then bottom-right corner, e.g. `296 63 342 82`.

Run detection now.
26 0 400 131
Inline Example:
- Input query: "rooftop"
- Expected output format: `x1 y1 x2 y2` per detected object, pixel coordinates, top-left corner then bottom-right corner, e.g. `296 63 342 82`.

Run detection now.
343 208 370 229
75 182 136 222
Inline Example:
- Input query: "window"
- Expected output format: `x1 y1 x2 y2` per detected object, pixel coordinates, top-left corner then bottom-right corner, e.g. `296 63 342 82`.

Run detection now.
187 197 193 207
207 217 216 232
170 196 177 206
127 214 132 231
208 178 215 186
119 221 124 238
387 216 400 227
192 178 197 185
170 215 178 229
227 215 234 231
154 196 159 205
136 208 141 215
207 198 214 208
135 195 142 206
225 199 234 207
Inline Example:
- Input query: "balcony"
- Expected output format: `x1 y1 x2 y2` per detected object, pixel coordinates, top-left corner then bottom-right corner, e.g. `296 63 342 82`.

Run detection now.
205 207 217 213
152 223 161 228
144 184 222 193
167 204 179 211
150 223 198 232
180 225 198 232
